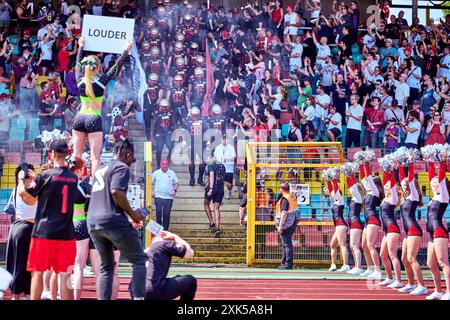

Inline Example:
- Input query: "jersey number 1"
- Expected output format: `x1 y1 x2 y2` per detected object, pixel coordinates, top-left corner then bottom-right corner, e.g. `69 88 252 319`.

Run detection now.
61 185 68 214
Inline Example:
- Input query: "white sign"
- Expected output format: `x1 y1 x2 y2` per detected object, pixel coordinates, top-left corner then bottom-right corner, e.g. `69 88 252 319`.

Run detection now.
146 220 164 236
290 184 310 205
82 15 135 54
126 184 141 211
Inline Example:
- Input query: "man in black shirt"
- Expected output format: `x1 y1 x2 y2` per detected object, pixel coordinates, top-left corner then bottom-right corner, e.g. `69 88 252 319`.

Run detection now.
203 154 226 237
19 139 78 300
88 139 147 300
132 230 196 301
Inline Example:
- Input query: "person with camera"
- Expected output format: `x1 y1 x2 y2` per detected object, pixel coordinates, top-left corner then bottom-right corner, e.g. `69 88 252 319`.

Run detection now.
400 110 422 149
425 110 446 146
363 97 385 148
5 164 37 300
384 118 400 153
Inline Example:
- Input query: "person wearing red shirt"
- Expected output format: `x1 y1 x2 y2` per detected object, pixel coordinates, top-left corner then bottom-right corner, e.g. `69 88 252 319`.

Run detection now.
58 39 77 83
362 97 385 148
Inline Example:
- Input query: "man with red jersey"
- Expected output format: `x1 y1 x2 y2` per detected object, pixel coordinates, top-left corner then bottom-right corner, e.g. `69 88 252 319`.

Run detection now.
18 139 78 300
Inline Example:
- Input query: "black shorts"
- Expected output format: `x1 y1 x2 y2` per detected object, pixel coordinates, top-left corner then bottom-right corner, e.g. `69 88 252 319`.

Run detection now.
224 173 233 184
40 59 53 70
74 220 90 241
73 114 103 133
329 127 341 138
274 109 281 119
204 186 224 203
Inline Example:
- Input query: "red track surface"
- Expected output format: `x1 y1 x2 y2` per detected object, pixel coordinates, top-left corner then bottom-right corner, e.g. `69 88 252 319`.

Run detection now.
4 278 442 300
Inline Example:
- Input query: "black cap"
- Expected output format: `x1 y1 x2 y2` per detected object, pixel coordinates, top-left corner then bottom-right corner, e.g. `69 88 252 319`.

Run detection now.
221 54 230 61
49 139 69 154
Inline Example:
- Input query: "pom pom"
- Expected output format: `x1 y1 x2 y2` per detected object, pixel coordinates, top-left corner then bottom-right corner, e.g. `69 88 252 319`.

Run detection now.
365 149 376 162
422 144 446 162
321 169 332 181
339 162 355 177
378 155 394 172
353 151 366 164
38 129 69 149
350 162 359 173
407 148 421 163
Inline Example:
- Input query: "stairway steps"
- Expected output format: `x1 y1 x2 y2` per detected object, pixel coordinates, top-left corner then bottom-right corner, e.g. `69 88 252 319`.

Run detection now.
168 229 246 238
193 251 246 257
183 237 245 245
170 217 240 224
190 244 246 251
168 223 244 230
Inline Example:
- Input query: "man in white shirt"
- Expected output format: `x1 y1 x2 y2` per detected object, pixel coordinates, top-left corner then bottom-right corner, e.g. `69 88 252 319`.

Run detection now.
345 94 363 147
440 47 450 81
152 160 179 231
401 110 421 149
407 57 422 103
312 32 331 67
362 53 379 85
326 105 342 142
289 36 303 71
214 136 236 200
283 5 300 36
394 73 410 109
313 85 330 141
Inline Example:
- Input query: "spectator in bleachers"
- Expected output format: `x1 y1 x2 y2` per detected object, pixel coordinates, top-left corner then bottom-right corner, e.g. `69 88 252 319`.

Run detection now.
0 65 12 98
63 97 78 132
363 96 384 148
0 98 18 141
37 92 55 133
401 110 422 149
0 0 12 34
325 105 342 142
38 30 56 76
345 94 363 148
424 109 446 146
313 84 330 141
384 118 400 153
57 38 77 83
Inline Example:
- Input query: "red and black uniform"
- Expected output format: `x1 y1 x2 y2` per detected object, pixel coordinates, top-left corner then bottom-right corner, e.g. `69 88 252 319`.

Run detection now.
426 162 449 240
178 23 197 42
154 110 176 168
183 117 208 185
170 86 188 126
327 179 347 227
347 173 364 229
362 163 382 226
143 85 162 140
380 171 400 234
190 76 206 107
25 167 78 273
399 165 423 237
150 56 164 75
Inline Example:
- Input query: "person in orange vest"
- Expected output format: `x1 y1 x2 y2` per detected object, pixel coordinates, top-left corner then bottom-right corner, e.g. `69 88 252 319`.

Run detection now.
275 182 298 270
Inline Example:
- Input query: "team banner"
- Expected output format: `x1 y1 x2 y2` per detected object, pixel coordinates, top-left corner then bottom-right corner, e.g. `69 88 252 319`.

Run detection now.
81 15 135 54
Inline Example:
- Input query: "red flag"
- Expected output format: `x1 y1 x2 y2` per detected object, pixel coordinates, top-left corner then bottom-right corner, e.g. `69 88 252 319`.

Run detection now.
201 39 215 117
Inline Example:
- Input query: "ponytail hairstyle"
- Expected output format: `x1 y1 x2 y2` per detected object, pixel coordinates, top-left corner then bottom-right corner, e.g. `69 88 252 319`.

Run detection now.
81 55 100 101
373 176 385 199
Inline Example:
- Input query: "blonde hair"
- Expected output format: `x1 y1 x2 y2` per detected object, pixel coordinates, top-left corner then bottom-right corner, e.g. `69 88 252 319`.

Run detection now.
82 55 100 101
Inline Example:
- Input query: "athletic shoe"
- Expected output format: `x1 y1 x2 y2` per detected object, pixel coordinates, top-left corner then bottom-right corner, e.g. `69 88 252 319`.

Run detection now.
441 292 450 300
410 286 428 296
425 291 444 300
379 278 394 286
226 191 232 199
328 264 337 272
359 268 374 277
338 264 350 272
83 266 94 277
347 267 364 275
387 280 403 289
367 270 382 280
209 223 216 231
41 290 51 300
214 228 221 238
278 265 293 270
398 284 417 293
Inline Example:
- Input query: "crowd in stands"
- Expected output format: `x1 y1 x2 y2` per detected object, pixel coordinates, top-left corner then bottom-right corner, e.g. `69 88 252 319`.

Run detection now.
0 0 449 165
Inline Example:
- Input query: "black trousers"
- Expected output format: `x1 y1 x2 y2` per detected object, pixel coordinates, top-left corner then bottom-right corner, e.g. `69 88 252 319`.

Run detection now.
155 198 173 231
6 220 33 295
145 275 197 301
345 128 361 148
155 132 174 167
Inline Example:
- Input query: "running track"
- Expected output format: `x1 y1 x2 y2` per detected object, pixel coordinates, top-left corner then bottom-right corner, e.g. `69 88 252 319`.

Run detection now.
76 278 437 300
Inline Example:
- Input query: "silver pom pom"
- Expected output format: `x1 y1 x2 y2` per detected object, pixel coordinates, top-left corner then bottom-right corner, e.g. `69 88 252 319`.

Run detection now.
339 163 354 177
365 150 376 162
353 151 366 164
322 169 332 181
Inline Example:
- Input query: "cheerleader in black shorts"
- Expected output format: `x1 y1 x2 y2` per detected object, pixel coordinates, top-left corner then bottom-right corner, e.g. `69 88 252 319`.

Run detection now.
346 172 365 275
398 164 427 296
425 162 450 300
327 177 350 272
379 171 403 289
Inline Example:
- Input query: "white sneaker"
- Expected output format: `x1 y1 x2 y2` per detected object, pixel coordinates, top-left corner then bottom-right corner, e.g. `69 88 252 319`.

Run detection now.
347 267 364 275
367 270 382 280
83 266 94 277
398 284 417 293
328 264 337 271
425 291 444 300
359 268 374 277
410 286 428 296
387 280 403 289
441 292 450 300
379 278 394 286
226 191 232 199
41 290 51 300
339 264 350 272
